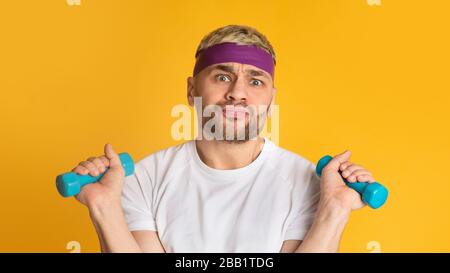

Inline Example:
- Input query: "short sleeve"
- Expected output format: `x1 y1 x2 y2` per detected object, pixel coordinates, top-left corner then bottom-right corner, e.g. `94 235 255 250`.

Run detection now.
284 162 321 241
121 162 157 231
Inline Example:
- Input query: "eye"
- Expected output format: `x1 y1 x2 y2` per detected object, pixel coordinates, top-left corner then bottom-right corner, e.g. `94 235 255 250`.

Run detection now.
250 79 263 86
216 74 231 82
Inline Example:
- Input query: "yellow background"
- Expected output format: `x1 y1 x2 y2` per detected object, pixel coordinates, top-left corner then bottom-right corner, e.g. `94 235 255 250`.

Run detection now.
1 0 449 252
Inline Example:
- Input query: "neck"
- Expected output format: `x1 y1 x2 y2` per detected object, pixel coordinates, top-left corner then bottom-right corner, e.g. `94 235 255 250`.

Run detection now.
195 136 265 170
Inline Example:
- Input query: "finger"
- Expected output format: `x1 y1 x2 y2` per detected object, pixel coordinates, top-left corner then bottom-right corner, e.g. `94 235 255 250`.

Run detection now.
339 161 352 171
104 143 121 169
72 165 89 175
341 164 364 178
79 161 100 176
323 150 352 174
88 157 107 173
356 174 376 183
99 155 110 168
347 169 372 182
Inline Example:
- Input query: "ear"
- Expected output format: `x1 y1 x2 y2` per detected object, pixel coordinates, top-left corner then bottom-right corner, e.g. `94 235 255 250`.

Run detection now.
267 87 277 118
187 76 195 106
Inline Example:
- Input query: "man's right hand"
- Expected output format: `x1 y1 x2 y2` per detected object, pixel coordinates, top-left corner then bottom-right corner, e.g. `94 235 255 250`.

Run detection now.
71 143 125 208
69 144 165 253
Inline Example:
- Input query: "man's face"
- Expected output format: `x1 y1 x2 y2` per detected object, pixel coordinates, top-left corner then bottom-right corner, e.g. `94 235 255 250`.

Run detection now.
187 62 276 143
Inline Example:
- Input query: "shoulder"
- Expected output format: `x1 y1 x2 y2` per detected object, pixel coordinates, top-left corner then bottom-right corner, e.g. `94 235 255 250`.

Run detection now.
264 141 321 205
138 141 193 166
264 139 317 183
131 141 195 183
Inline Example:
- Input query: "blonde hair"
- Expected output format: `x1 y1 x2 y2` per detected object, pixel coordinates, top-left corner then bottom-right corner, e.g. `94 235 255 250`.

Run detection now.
195 25 276 65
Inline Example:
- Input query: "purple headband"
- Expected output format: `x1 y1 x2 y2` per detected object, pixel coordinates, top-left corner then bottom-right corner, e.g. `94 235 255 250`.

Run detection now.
193 42 275 79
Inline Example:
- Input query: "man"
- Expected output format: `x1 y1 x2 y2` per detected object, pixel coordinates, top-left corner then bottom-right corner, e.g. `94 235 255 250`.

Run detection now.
72 25 376 253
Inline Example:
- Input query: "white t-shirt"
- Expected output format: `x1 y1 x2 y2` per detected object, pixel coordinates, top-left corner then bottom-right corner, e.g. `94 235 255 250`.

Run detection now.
121 137 321 253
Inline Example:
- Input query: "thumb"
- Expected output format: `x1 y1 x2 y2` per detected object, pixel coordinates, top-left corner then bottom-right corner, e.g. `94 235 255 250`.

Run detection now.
323 150 352 173
104 143 122 168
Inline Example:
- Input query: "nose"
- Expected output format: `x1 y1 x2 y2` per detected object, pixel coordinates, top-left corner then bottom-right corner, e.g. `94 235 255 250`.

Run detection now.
225 76 247 103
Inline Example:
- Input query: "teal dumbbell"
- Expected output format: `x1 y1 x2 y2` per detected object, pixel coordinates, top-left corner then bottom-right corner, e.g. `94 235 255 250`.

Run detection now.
56 153 134 197
316 155 388 209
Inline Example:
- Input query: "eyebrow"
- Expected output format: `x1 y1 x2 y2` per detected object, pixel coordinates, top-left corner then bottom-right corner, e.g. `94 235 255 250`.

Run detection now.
210 64 271 81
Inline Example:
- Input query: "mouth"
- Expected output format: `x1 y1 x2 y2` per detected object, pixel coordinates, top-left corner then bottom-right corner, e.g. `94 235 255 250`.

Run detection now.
222 105 249 120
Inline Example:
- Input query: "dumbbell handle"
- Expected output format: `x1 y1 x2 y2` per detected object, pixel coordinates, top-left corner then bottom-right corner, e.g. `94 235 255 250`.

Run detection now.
56 152 134 197
316 155 388 209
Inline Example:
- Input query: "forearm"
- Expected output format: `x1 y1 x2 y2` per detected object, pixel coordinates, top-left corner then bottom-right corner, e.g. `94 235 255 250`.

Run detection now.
294 202 350 253
89 202 142 253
